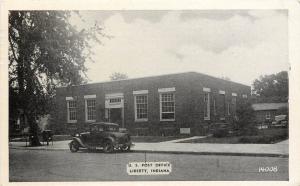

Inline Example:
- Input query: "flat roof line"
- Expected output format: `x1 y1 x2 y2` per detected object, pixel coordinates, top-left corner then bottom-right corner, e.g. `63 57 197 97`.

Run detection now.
58 71 250 88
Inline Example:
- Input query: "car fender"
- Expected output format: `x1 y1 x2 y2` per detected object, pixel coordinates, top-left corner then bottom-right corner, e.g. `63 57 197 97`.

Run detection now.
71 137 86 148
104 136 116 144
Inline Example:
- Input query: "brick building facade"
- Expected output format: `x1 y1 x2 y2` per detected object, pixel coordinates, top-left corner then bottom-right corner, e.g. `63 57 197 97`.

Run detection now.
55 72 251 136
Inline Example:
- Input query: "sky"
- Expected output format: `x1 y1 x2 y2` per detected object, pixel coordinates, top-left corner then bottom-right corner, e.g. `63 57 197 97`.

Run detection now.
70 10 288 86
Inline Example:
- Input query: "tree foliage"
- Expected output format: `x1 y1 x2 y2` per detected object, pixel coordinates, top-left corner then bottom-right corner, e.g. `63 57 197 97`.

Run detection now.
236 100 257 135
252 71 288 103
109 72 128 80
9 11 104 145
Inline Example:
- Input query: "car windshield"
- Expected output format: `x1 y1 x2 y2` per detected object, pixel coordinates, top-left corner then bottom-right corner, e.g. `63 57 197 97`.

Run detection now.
106 126 118 132
90 123 119 132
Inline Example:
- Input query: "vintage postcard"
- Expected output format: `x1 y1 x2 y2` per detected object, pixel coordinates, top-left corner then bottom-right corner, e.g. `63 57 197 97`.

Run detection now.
1 0 300 185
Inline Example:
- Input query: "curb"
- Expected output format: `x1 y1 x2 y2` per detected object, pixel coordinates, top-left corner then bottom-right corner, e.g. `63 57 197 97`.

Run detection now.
131 150 289 158
10 146 67 151
9 146 288 158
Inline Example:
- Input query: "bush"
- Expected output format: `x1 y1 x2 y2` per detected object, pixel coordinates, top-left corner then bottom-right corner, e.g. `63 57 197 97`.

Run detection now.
241 127 259 136
213 128 229 138
236 100 257 135
239 133 288 144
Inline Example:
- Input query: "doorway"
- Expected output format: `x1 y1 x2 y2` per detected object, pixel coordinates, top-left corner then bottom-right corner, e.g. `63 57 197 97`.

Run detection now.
109 108 122 125
105 93 124 128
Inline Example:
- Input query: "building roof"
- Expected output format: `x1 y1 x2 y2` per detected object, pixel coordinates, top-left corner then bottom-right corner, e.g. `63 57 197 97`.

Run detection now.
58 71 250 88
252 103 288 111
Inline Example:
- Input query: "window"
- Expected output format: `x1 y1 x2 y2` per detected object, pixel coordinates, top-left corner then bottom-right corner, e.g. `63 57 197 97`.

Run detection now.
204 92 210 120
219 93 226 120
227 103 230 115
242 94 248 98
231 96 237 115
105 109 109 120
110 98 121 103
160 93 175 121
213 98 217 116
67 100 77 123
134 94 148 121
85 99 96 122
266 112 271 120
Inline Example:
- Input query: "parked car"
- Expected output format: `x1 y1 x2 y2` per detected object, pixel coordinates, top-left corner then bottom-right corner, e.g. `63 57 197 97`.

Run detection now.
271 115 288 128
69 122 133 153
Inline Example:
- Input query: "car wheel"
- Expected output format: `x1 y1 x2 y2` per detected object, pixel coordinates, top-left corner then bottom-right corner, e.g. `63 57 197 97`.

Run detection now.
69 141 79 153
103 140 114 153
121 145 131 152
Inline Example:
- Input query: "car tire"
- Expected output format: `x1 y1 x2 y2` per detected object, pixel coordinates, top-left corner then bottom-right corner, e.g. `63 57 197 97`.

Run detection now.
103 140 114 153
121 145 131 152
69 141 79 153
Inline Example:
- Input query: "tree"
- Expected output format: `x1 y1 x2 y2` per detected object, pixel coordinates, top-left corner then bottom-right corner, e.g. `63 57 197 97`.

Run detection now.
109 72 128 80
252 71 288 103
220 76 231 81
9 11 105 146
236 100 257 135
276 106 289 116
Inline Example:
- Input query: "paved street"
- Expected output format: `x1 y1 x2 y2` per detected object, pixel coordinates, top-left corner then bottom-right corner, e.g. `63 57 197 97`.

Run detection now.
10 149 288 181
9 138 289 156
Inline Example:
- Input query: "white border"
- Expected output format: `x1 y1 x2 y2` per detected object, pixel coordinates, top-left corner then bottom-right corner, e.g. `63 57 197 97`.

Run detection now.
1 0 300 185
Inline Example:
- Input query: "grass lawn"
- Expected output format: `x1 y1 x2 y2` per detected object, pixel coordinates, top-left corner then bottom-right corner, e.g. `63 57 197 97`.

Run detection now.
179 128 288 144
131 136 186 143
179 136 241 144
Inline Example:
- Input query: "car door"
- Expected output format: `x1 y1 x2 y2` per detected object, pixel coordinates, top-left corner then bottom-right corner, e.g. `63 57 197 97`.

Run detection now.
93 125 105 146
88 125 100 146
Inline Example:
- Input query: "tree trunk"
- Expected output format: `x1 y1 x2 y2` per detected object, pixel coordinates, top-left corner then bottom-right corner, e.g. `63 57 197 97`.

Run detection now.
27 114 41 146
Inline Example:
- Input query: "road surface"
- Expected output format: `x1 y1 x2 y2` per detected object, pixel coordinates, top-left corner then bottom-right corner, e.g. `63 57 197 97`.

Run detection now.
9 149 288 181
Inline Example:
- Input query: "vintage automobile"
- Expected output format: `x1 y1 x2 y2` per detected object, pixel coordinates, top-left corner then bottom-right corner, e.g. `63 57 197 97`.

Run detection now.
271 115 288 128
69 122 133 153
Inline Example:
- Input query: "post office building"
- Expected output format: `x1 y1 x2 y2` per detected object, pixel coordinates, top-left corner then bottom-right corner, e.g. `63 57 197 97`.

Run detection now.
55 72 251 136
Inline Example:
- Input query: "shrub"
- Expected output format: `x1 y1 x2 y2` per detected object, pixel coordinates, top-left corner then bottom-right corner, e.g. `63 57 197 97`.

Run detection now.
236 100 256 135
213 128 229 138
241 127 259 136
239 133 288 144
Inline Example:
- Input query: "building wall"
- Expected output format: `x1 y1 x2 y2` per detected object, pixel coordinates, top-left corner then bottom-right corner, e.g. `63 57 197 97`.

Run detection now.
254 110 278 124
55 72 251 136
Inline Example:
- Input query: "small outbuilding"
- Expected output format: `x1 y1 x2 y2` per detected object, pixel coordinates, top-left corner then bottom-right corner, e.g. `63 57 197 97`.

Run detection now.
252 102 288 124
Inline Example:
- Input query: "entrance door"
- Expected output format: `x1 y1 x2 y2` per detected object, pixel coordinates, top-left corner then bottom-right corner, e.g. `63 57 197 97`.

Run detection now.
109 108 122 125
105 93 124 128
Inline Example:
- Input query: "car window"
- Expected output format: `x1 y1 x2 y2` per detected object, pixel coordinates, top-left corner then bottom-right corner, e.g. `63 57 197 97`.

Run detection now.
107 127 117 131
91 125 98 132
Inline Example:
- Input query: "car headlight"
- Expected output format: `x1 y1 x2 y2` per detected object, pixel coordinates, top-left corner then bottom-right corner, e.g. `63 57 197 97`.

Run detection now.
75 133 80 137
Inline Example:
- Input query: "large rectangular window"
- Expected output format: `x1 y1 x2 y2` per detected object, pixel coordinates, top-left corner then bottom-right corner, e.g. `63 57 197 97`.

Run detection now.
160 93 175 121
67 100 77 123
134 94 148 121
231 96 237 115
86 99 96 122
227 103 231 115
213 98 217 116
219 92 226 120
204 92 210 120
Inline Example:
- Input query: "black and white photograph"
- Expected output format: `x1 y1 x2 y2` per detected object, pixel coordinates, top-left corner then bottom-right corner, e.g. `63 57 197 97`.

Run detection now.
3 4 296 183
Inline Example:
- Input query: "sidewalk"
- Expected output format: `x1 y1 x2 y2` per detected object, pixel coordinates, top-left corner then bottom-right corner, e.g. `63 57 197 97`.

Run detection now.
9 138 288 157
